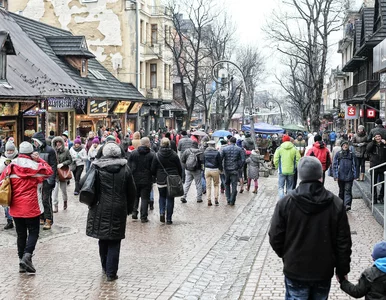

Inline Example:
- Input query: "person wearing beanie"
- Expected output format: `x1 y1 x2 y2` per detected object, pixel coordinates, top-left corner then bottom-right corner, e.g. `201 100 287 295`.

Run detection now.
274 134 301 198
332 140 357 211
87 137 101 168
69 137 87 195
85 131 96 172
366 133 386 204
352 125 368 181
340 241 386 299
269 156 352 299
31 132 57 230
305 132 332 185
61 131 73 150
81 141 136 282
368 118 386 141
0 142 53 273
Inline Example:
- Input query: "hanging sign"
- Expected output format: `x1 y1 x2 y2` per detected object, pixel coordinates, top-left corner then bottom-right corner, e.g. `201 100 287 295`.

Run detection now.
367 109 376 118
89 100 108 116
345 106 359 119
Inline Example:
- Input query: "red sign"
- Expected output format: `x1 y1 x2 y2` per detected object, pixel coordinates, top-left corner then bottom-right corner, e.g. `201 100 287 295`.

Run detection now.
367 109 376 118
360 109 363 117
347 106 356 116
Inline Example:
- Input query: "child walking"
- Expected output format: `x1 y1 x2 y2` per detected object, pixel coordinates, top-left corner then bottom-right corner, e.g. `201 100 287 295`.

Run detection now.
339 241 386 299
245 149 260 194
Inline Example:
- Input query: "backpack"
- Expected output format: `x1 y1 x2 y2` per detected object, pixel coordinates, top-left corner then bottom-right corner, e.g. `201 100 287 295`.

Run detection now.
185 149 200 171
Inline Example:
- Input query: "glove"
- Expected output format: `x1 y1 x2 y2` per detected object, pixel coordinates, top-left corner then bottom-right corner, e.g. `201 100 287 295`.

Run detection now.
57 163 64 169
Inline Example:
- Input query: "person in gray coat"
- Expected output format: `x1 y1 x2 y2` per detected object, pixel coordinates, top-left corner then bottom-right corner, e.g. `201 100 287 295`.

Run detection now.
246 149 260 194
177 130 193 183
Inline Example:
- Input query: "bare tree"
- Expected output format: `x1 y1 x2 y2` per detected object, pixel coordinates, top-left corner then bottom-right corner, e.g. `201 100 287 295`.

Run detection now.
265 0 346 131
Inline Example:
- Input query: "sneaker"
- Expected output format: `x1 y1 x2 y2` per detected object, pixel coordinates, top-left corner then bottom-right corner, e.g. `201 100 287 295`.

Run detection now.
180 198 187 203
106 275 118 282
4 221 13 230
160 214 165 223
215 199 219 206
166 220 173 225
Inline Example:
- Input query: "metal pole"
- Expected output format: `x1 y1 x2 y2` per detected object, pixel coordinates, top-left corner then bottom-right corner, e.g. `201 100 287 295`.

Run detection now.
372 170 374 213
384 171 386 240
135 0 140 89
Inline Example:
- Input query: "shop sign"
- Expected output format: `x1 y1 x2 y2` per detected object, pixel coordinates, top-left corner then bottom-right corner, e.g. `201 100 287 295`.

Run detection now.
345 106 359 119
360 109 363 117
89 100 108 115
367 109 376 118
0 102 19 116
114 101 131 114
128 102 143 114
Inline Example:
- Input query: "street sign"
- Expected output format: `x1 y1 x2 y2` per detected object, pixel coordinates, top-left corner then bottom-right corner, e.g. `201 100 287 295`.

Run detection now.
367 109 376 118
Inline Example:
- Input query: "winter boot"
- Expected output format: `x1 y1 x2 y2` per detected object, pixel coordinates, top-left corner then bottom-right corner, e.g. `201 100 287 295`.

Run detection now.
63 201 67 210
19 260 26 273
208 200 212 206
53 205 58 213
20 253 36 273
252 187 258 194
43 220 52 230
215 199 219 206
246 184 250 192
4 219 14 230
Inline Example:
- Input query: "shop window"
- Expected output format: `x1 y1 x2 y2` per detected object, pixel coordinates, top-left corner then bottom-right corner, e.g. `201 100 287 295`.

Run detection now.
151 24 158 45
150 64 157 88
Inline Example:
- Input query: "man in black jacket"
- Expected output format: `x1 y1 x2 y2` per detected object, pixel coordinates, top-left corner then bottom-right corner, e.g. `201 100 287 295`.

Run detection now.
269 156 352 299
32 132 57 230
368 119 386 141
128 137 155 222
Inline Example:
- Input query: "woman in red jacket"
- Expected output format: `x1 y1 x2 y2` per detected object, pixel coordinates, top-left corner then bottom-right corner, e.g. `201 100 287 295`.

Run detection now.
0 142 53 274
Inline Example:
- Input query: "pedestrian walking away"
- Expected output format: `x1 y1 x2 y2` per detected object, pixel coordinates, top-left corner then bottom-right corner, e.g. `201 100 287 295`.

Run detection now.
305 134 331 185
0 142 53 274
269 156 352 300
82 142 136 282
203 140 223 206
245 148 260 194
177 130 193 183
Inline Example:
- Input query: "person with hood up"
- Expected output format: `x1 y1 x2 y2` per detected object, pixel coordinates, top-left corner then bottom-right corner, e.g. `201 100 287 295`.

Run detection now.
31 132 57 230
333 140 357 211
368 119 386 141
0 140 18 229
83 142 136 282
0 142 53 273
305 134 332 185
131 131 141 149
69 137 87 195
352 125 368 181
340 241 386 299
51 136 72 213
128 137 155 222
274 135 301 198
177 130 193 183
269 156 352 299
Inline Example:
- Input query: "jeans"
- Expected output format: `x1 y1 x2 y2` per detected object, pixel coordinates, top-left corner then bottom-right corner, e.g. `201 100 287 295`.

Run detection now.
225 171 238 204
183 169 202 201
357 157 366 176
278 174 294 199
220 173 226 190
53 180 68 206
372 169 384 202
133 184 151 220
4 206 12 221
158 187 174 222
13 216 40 259
98 239 121 277
205 169 220 201
42 181 55 222
201 170 206 193
285 277 331 300
150 186 154 202
73 165 84 193
338 180 353 207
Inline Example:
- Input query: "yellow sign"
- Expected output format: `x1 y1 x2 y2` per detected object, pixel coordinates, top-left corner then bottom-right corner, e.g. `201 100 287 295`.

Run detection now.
114 101 131 114
128 102 143 114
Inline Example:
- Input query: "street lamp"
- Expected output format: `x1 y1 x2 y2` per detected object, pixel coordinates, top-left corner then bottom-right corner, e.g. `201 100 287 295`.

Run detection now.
268 99 284 125
211 60 257 149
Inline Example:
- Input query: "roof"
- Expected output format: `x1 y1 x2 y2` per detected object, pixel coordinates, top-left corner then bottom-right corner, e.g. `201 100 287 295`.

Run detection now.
46 36 95 58
163 100 185 111
0 30 15 54
356 7 376 56
6 11 144 101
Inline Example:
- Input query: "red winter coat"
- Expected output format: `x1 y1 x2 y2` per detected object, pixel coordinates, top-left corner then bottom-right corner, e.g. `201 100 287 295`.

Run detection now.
0 155 53 218
306 142 332 171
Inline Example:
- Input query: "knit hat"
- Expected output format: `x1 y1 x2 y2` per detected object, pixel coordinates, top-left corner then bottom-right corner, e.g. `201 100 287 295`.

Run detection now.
5 141 15 151
375 119 383 125
282 135 291 142
19 142 34 155
297 156 323 182
62 130 69 138
372 241 386 260
341 140 349 147
102 143 121 158
314 134 322 142
358 125 365 130
106 135 116 142
74 137 82 145
92 137 100 144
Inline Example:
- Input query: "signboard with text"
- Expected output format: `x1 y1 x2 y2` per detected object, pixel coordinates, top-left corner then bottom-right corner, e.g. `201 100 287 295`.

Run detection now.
88 100 108 116
345 106 359 119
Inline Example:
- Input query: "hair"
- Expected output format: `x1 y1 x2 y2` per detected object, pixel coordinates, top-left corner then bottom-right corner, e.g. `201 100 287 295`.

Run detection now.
160 137 170 148
49 130 55 136
181 130 187 136
140 137 151 147
230 137 237 144
165 132 171 139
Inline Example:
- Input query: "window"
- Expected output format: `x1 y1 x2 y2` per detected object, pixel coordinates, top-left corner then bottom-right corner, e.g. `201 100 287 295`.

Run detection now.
0 50 6 81
164 64 167 90
0 0 8 9
151 24 158 45
89 68 107 80
140 62 143 88
140 20 144 43
150 64 157 88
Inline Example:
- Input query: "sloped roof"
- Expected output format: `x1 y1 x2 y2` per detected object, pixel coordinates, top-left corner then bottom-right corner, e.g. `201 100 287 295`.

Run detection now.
46 36 95 58
9 11 144 101
0 30 15 54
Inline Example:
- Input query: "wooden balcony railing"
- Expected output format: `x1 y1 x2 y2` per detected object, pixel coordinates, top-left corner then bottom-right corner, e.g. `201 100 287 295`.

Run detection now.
343 84 358 100
357 80 378 96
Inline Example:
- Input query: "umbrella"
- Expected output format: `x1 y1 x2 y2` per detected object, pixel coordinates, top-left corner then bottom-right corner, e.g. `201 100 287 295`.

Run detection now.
212 130 231 137
241 122 284 134
191 130 207 136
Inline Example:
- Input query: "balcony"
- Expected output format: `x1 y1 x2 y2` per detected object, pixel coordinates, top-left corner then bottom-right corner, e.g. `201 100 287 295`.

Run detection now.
343 84 358 100
140 43 162 60
357 80 378 96
150 6 172 17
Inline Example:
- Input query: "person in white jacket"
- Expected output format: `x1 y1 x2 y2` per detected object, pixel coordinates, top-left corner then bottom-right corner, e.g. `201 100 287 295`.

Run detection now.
87 137 101 164
69 137 87 195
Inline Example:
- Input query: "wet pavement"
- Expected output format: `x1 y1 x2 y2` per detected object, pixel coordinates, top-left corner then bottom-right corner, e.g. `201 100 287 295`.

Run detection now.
0 174 383 299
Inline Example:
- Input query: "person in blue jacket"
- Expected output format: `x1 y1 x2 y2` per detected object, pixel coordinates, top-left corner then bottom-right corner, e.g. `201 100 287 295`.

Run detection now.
329 130 337 151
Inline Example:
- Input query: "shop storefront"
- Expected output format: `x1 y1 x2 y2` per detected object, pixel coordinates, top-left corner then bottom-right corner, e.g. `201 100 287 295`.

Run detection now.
0 102 19 141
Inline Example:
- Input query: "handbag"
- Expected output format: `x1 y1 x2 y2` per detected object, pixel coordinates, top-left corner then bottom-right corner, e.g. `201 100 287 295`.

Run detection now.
0 165 12 207
58 165 72 182
156 154 184 198
79 167 98 206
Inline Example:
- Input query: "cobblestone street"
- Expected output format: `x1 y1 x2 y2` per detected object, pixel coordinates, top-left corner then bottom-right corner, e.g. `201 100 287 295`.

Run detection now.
0 174 383 300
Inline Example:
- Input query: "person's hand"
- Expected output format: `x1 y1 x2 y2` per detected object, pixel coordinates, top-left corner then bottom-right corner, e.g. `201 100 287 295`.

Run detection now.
336 274 348 283
382 139 386 144
31 152 40 162
57 163 64 169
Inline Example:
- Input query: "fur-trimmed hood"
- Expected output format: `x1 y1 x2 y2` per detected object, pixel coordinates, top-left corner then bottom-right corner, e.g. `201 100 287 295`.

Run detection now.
52 136 65 152
92 157 127 169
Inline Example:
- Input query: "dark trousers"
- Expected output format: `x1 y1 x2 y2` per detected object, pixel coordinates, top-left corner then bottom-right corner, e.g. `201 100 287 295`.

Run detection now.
357 157 366 176
73 165 84 193
133 184 151 220
338 180 353 207
98 239 121 277
322 171 326 185
158 187 174 222
181 165 186 183
225 171 238 204
41 181 55 222
292 168 298 189
13 216 40 259
220 173 226 190
285 277 331 300
372 169 385 203
243 163 248 181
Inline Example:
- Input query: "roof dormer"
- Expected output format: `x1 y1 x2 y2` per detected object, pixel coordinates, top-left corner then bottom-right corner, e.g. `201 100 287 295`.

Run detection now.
0 31 15 83
46 36 95 78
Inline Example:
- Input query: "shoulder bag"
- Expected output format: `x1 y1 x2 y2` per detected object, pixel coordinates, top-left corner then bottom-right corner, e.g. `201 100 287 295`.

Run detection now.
0 165 12 207
156 154 184 198
56 153 72 182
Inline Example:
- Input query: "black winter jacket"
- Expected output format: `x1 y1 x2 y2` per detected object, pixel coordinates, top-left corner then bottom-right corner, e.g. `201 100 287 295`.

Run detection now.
341 264 386 299
368 125 386 141
32 131 57 185
221 144 245 172
269 181 352 282
366 141 386 170
177 136 193 154
204 147 223 171
242 137 255 151
129 146 155 187
86 158 136 240
151 147 182 185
